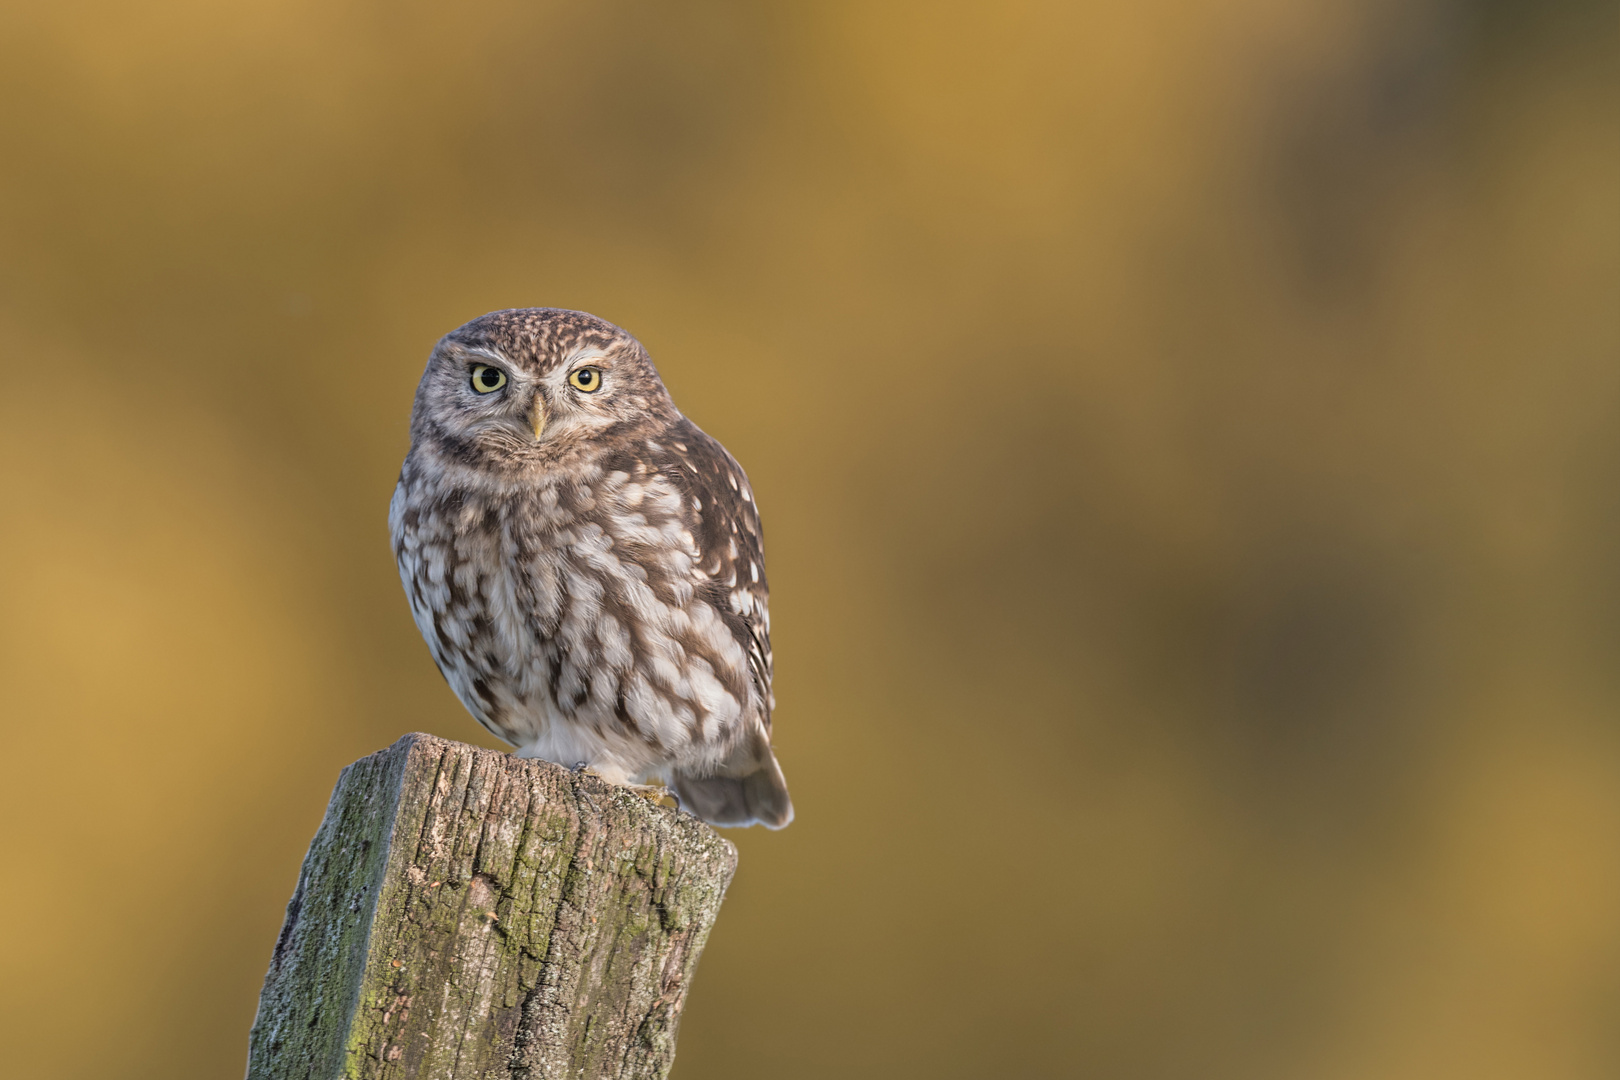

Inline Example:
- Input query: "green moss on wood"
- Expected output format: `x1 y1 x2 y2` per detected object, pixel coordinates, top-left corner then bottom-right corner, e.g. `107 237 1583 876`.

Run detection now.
246 734 736 1080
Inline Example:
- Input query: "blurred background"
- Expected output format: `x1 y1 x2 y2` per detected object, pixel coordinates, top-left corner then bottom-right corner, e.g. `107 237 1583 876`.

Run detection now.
0 0 1615 1076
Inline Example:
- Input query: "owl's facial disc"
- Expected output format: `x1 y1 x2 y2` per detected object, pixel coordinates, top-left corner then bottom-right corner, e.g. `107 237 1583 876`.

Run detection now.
412 312 681 472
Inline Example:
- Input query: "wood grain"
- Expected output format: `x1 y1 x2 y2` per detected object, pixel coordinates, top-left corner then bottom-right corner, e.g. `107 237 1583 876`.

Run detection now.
246 733 737 1080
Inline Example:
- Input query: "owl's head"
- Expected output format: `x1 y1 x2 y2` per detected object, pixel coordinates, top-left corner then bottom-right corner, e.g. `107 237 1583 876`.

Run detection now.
409 308 678 471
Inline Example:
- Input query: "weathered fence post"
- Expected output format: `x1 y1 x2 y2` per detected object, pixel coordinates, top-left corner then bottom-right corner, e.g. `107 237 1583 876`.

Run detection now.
246 733 737 1080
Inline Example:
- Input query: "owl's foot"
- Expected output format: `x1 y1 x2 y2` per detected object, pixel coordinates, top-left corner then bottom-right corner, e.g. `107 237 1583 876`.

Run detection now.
568 763 675 808
624 782 678 810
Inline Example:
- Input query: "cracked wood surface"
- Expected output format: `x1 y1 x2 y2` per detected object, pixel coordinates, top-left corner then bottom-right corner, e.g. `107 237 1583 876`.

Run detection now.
246 733 737 1080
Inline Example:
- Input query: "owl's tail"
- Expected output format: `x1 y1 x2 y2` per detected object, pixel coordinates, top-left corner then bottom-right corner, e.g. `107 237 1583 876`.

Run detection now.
671 735 793 829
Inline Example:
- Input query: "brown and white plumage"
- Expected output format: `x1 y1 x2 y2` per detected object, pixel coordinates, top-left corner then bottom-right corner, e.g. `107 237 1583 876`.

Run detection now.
389 308 791 828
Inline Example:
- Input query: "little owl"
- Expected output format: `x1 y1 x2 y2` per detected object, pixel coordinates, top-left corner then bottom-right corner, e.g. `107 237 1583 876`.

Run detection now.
390 308 792 828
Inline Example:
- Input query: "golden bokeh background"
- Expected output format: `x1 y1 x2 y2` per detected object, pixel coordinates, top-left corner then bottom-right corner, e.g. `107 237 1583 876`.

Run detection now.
1 1 1616 1076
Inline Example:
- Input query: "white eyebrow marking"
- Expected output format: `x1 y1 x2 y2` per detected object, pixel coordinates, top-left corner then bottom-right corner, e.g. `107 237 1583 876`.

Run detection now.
461 345 513 366
564 347 609 363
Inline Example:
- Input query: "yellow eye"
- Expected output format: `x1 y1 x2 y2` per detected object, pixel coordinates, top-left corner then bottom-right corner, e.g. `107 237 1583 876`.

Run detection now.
568 367 602 393
470 365 506 393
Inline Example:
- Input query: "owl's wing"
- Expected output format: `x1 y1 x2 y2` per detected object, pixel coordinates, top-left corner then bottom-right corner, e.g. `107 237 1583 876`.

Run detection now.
654 417 775 727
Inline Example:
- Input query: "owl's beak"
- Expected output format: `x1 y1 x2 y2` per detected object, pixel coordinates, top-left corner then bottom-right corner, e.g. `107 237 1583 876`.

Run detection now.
530 395 547 441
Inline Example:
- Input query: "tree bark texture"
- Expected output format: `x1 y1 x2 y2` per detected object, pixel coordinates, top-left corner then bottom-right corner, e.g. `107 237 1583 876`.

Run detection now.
246 733 737 1080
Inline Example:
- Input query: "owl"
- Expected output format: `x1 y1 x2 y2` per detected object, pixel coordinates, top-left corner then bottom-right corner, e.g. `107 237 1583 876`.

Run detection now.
389 308 792 829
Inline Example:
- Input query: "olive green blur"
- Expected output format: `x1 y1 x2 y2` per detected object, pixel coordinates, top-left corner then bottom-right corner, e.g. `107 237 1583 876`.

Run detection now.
1 2 1615 1077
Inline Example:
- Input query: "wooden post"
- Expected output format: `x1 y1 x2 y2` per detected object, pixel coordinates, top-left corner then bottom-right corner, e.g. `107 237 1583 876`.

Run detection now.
246 733 737 1080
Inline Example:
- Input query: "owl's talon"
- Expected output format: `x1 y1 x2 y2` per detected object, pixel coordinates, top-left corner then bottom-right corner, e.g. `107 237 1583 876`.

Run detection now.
624 782 677 809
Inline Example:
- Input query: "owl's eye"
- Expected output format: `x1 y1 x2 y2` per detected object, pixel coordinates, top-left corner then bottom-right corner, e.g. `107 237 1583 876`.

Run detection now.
568 367 602 393
470 365 507 393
